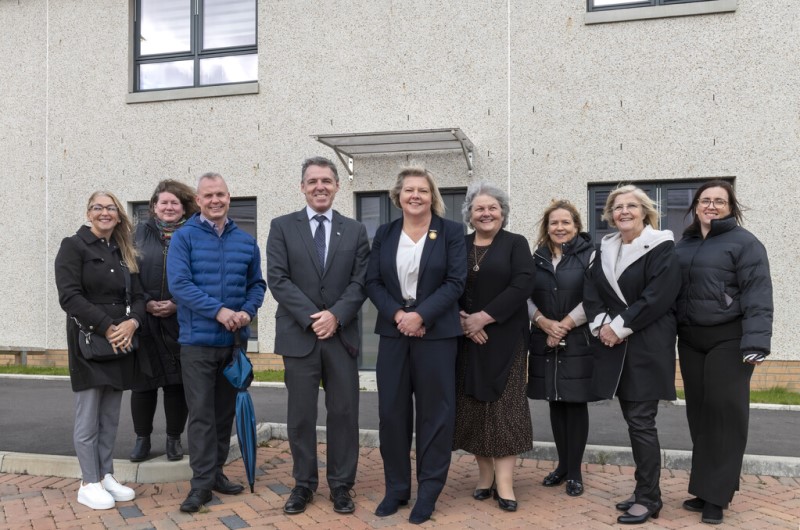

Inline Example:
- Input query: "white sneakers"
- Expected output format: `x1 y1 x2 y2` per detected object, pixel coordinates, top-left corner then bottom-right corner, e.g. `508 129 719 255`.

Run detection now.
77 475 136 510
101 474 136 502
77 482 115 510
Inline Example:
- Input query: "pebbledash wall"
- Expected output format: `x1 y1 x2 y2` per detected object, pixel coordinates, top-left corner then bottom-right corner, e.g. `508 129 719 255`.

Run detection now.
1 1 797 390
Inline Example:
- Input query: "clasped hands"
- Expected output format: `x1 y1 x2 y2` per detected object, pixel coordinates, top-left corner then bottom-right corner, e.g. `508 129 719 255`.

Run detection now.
394 310 426 338
104 319 137 354
146 299 177 318
215 307 252 332
310 310 339 340
536 314 574 349
460 310 492 345
598 323 624 348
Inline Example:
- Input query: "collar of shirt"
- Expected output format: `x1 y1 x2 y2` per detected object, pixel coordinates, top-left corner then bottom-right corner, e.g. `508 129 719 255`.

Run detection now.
199 213 229 236
306 206 333 223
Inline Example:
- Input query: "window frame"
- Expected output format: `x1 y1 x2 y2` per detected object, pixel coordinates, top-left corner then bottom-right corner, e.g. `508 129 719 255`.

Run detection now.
129 0 259 101
585 0 736 24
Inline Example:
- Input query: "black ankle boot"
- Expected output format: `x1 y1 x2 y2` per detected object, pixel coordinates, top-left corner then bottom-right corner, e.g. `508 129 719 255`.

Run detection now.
166 436 184 461
129 436 151 462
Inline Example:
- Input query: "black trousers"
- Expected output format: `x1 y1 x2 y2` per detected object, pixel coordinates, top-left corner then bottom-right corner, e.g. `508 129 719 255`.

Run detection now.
283 339 359 491
376 335 457 504
181 345 237 490
679 320 753 507
618 399 661 509
130 384 188 437
549 401 589 481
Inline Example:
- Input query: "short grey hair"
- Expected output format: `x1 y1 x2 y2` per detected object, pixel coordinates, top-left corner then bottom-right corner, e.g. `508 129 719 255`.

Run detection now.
461 181 510 229
197 171 224 190
301 157 339 183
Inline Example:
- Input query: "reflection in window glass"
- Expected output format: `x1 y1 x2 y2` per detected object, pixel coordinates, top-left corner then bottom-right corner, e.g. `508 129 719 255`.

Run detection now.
139 0 191 56
593 0 648 6
139 60 194 90
665 187 695 238
199 54 258 85
203 0 257 49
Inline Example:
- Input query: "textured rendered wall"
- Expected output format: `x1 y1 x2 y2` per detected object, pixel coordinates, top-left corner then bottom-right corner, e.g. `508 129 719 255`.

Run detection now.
2 1 797 364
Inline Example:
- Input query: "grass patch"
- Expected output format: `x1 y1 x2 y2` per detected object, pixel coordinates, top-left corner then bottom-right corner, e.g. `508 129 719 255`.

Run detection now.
253 370 285 383
676 386 800 405
0 365 69 376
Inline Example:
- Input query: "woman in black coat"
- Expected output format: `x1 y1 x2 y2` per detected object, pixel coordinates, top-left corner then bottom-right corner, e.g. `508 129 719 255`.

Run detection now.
528 200 595 498
366 166 467 525
452 182 534 512
129 180 198 463
675 180 773 525
584 185 680 525
55 191 145 510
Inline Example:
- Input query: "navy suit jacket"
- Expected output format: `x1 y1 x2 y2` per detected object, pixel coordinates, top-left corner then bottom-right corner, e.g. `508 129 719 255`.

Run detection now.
366 215 467 339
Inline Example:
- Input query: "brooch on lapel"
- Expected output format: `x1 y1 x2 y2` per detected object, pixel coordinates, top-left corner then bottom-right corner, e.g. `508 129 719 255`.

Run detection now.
428 230 438 240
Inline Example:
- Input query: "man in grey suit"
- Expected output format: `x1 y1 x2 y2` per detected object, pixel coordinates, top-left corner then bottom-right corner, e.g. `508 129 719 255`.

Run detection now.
267 156 370 515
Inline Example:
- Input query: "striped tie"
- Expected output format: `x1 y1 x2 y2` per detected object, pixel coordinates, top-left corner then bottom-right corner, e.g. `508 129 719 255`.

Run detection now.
313 214 326 273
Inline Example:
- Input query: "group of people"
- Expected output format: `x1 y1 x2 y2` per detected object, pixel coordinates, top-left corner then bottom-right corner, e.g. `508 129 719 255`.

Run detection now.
54 159 772 526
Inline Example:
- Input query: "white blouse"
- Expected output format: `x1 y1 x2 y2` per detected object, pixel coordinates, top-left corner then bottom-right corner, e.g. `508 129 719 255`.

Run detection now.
396 231 426 301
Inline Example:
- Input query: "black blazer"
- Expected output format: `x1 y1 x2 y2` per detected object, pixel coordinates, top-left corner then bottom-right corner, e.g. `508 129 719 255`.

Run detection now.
366 215 467 340
460 229 534 401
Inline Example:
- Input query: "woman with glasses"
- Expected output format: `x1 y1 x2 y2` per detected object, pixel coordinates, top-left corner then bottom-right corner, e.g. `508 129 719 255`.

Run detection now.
55 191 145 510
528 200 595 498
584 185 680 524
674 180 772 525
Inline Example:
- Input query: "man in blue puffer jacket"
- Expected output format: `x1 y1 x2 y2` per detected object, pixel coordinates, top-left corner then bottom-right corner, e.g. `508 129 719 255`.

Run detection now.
167 172 266 513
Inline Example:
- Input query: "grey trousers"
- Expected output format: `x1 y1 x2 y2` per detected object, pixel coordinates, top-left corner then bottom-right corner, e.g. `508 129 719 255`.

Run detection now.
74 386 123 483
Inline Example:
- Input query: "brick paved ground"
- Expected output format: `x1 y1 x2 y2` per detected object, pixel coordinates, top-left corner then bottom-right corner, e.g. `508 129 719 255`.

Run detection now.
0 440 797 529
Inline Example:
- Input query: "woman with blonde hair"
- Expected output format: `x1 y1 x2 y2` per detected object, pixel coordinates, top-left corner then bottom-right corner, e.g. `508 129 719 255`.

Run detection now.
583 185 680 524
55 191 145 510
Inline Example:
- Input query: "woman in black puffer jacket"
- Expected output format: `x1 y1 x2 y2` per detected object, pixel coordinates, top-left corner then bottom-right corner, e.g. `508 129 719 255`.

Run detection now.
528 200 596 498
675 180 773 525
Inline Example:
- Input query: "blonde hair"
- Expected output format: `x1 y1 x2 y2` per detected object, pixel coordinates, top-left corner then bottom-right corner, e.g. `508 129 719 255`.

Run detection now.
536 200 583 254
389 165 446 217
86 191 139 273
602 184 660 229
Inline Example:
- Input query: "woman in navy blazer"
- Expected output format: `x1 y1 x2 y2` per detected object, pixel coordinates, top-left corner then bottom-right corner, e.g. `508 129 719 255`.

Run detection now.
366 166 467 525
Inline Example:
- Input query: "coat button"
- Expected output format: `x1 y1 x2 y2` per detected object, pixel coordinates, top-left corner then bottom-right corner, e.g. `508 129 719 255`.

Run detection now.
110 269 115 272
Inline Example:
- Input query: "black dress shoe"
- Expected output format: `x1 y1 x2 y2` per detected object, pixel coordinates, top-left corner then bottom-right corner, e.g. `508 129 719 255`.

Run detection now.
375 497 409 517
682 496 705 512
408 499 434 524
129 436 151 462
284 486 314 514
542 470 566 487
166 436 184 461
565 480 584 497
472 480 496 500
493 489 518 512
615 496 635 511
617 502 662 524
180 488 212 513
701 502 723 524
329 485 355 514
213 473 244 495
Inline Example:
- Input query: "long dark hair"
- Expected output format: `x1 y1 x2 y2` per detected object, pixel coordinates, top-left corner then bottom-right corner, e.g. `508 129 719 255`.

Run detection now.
684 180 744 235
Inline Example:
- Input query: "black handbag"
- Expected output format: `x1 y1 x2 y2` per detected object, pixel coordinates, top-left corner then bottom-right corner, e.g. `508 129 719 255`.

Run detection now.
72 269 138 362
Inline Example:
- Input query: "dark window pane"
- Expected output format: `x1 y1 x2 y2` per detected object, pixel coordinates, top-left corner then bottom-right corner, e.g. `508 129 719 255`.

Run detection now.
139 60 194 90
665 186 698 240
199 54 258 85
203 0 257 49
139 0 192 56
229 198 257 239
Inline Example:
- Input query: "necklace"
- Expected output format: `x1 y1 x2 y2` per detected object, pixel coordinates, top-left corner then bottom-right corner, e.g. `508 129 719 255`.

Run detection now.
472 243 490 272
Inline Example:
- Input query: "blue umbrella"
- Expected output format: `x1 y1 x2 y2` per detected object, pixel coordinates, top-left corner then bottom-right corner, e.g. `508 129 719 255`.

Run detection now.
224 330 257 493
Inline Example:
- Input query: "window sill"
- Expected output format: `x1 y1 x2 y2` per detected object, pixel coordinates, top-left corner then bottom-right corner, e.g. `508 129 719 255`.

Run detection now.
585 0 736 25
126 81 259 104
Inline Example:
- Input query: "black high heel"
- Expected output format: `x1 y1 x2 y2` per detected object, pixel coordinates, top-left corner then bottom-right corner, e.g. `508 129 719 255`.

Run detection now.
473 480 496 500
542 470 566 487
617 502 662 525
493 488 518 512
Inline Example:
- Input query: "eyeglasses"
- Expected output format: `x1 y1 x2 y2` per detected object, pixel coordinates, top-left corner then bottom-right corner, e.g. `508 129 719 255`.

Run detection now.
698 198 728 208
612 203 640 213
89 205 119 213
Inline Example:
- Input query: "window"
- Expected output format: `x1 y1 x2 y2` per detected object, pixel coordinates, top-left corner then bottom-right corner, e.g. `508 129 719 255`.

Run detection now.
132 197 259 340
587 180 733 242
589 0 712 11
355 188 467 370
134 0 257 92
